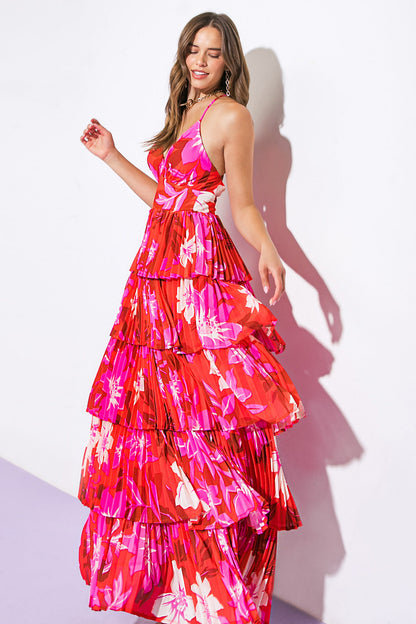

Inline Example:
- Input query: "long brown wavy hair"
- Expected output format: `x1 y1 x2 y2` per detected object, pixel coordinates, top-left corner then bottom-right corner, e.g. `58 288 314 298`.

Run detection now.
145 12 250 153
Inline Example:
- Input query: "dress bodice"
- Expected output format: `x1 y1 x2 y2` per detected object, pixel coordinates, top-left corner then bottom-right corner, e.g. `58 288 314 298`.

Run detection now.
130 94 252 282
147 96 226 214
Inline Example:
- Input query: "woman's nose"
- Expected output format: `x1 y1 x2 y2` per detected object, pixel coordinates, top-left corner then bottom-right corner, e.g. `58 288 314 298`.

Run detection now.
195 54 207 66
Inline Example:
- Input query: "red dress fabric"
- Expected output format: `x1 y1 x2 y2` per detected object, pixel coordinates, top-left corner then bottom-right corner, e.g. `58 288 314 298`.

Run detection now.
78 95 305 624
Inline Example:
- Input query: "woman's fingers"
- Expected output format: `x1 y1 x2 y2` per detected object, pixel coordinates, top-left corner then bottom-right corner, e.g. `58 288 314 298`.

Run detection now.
80 120 101 145
259 260 286 305
259 264 270 294
80 119 102 140
79 117 115 159
269 267 285 305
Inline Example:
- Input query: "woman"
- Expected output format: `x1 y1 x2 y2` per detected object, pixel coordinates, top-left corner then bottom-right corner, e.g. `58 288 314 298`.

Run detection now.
78 12 305 624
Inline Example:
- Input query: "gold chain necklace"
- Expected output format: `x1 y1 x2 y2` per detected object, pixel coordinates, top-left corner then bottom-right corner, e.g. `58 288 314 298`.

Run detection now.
180 90 224 111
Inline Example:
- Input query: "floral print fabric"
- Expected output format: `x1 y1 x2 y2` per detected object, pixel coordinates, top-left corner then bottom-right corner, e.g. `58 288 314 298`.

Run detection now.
78 96 305 624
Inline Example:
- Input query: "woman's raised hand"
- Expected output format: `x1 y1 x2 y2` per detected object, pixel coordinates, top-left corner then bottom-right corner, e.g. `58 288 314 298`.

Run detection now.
80 118 116 161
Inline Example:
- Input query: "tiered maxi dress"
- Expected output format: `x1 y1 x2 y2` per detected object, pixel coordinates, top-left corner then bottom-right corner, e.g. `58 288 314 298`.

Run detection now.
78 95 305 624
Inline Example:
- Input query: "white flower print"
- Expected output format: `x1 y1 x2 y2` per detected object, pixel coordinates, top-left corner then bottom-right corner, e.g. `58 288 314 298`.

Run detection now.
176 279 195 323
96 421 114 467
130 291 138 316
144 289 159 323
238 286 260 312
152 560 196 624
179 230 196 267
170 461 200 510
107 373 123 409
204 350 221 376
133 369 145 405
203 349 228 390
147 239 159 263
168 369 183 406
191 573 223 624
196 311 227 345
192 190 216 213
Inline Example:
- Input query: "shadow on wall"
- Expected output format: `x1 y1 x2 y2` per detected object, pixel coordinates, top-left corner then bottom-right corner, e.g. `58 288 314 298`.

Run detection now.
218 48 364 620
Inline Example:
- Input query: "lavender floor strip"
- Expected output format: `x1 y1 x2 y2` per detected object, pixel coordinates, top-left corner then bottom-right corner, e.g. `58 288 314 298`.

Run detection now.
0 457 323 624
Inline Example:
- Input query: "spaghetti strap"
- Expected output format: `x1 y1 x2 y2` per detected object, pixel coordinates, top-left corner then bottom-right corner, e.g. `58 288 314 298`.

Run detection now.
199 94 226 122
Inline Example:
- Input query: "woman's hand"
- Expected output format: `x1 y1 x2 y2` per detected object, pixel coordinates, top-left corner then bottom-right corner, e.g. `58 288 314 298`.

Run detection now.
80 118 116 161
259 241 286 305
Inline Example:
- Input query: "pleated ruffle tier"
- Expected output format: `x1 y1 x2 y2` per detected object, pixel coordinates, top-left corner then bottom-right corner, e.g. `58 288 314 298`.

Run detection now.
78 210 304 621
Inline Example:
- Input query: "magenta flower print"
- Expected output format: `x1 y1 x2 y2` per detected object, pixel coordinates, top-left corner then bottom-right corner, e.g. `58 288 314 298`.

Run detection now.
195 309 242 349
232 481 259 517
169 162 198 188
224 369 252 403
125 430 157 469
128 533 160 593
104 571 132 610
196 483 221 514
193 223 213 272
228 346 256 376
90 534 103 579
218 558 252 624
181 130 212 171
155 179 188 211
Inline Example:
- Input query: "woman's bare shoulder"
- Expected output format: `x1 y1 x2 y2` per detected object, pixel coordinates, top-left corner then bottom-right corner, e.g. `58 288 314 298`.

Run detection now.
210 97 253 139
214 96 252 121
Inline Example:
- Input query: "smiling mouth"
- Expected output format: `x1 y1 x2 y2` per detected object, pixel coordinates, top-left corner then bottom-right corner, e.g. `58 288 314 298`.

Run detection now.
192 70 208 77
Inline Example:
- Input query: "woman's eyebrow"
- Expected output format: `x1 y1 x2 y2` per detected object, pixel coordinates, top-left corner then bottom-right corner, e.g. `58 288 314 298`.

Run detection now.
190 44 222 51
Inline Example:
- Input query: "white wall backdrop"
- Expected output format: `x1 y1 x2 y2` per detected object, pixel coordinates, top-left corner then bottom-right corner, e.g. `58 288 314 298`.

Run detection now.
1 1 415 623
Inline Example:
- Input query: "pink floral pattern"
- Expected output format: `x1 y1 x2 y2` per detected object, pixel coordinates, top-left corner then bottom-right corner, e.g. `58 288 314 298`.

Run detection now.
78 96 305 623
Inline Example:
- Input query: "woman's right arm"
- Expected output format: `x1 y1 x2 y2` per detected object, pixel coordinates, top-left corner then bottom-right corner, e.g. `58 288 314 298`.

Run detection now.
80 118 157 208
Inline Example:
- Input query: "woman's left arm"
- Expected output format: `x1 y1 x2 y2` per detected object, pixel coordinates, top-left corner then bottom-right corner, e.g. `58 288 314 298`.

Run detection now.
222 105 285 305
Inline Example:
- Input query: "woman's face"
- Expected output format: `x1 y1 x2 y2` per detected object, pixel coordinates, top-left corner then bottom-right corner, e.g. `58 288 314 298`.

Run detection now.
185 26 226 94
